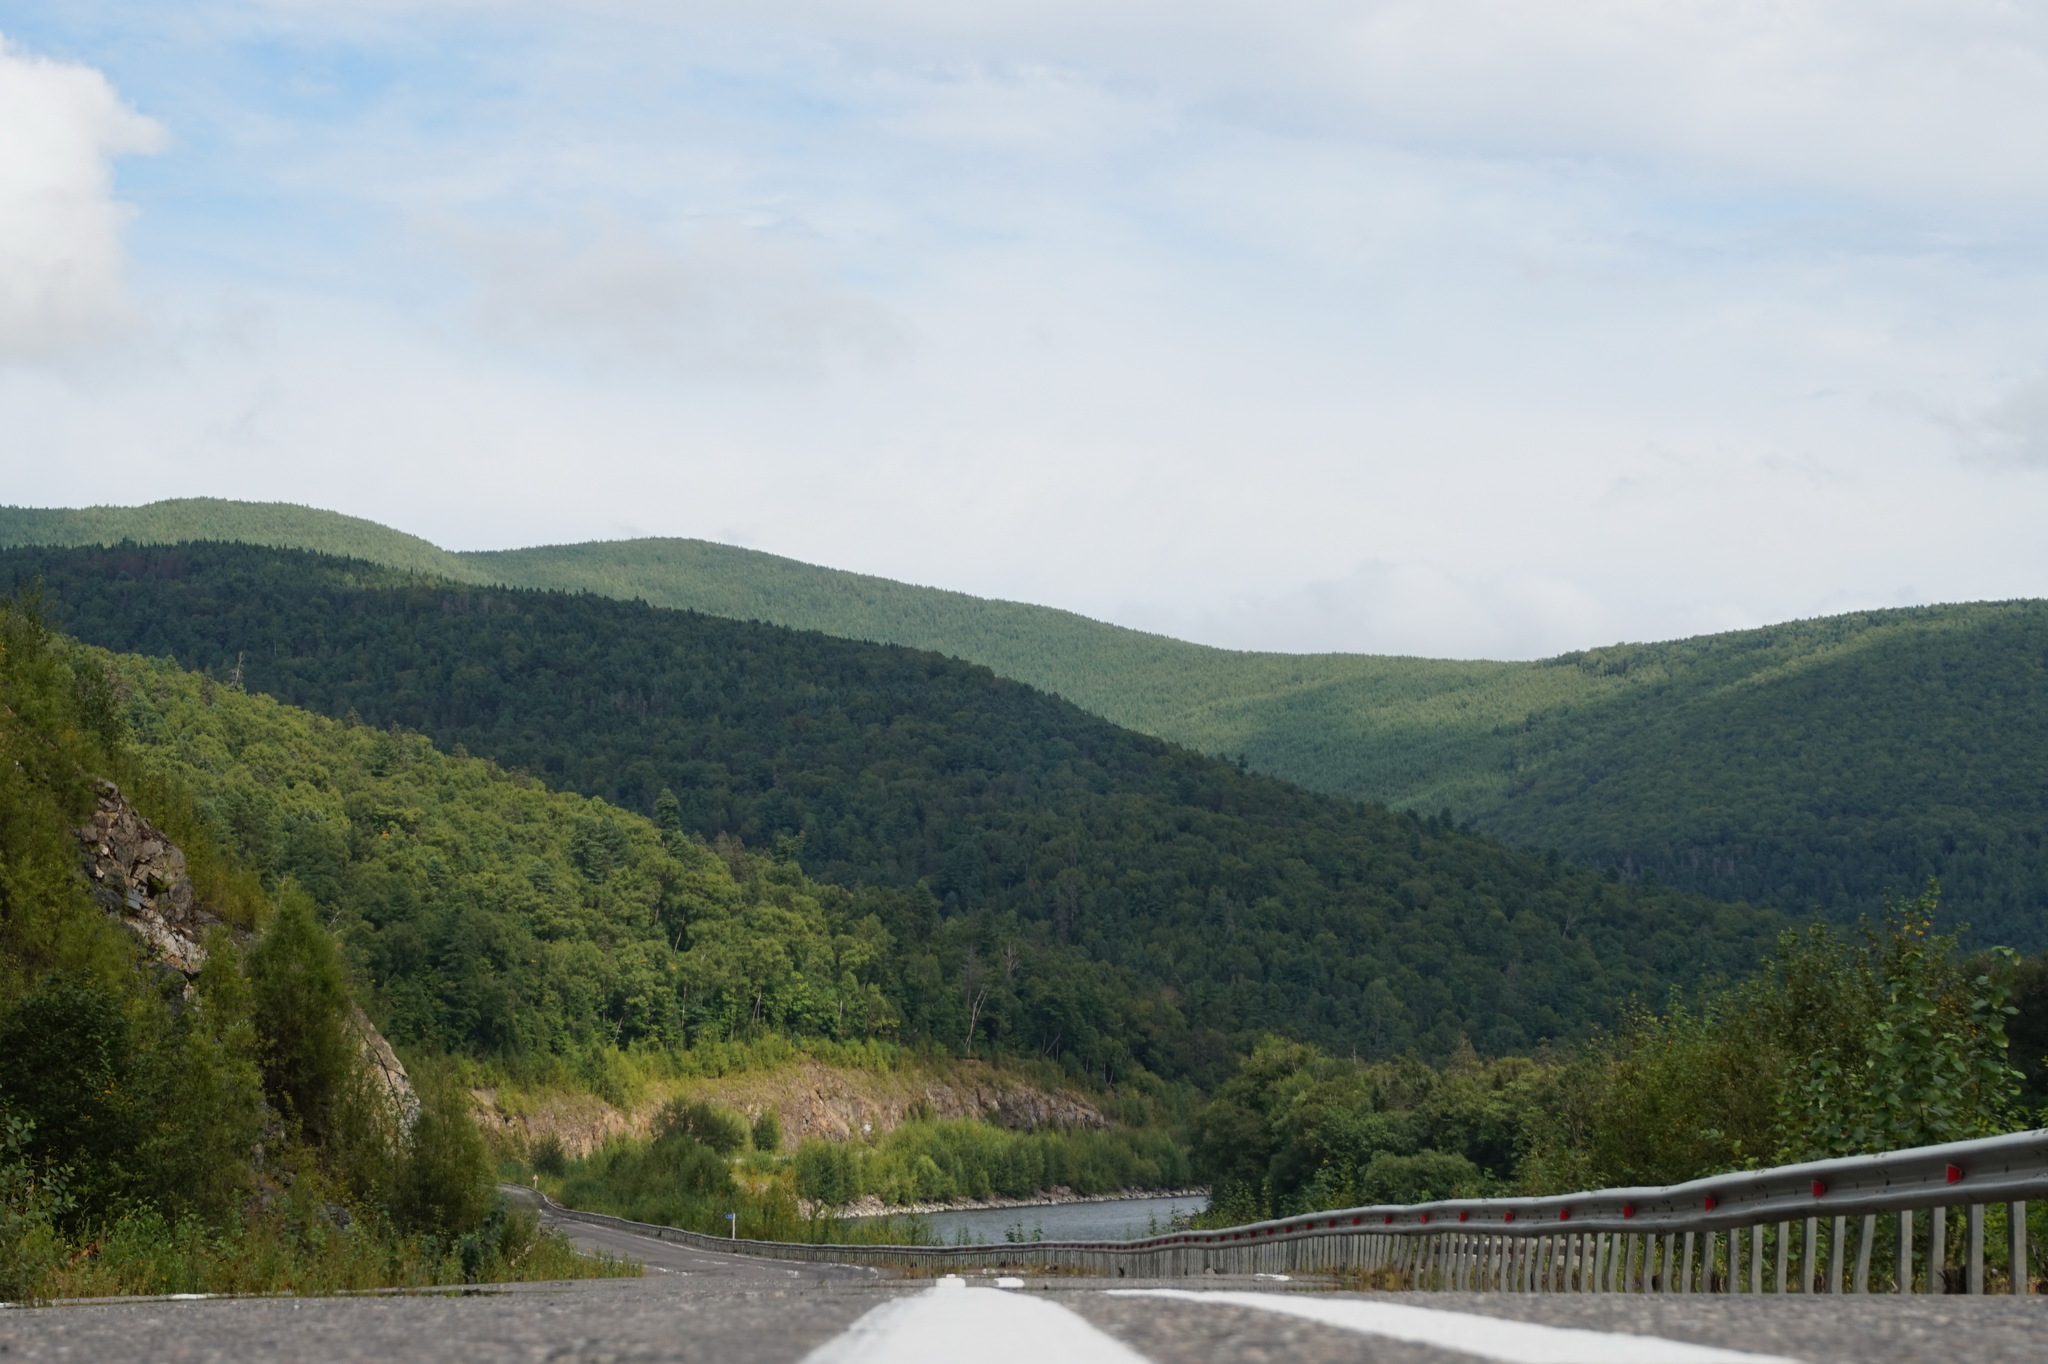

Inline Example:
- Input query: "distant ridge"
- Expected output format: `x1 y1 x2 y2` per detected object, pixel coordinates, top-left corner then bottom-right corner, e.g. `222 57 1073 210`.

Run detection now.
0 499 486 582
7 498 2048 945
0 500 1555 815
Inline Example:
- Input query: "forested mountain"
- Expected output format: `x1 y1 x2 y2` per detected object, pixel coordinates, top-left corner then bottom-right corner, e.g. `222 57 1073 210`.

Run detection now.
1 542 1777 1074
1482 611 2048 947
7 502 2045 947
0 500 1631 816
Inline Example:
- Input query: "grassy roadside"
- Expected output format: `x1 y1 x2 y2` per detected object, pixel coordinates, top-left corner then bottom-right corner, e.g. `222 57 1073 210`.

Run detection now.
5 1194 637 1304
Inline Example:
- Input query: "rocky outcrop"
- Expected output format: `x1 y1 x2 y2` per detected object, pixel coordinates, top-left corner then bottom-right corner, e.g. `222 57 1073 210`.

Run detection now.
351 1005 421 1129
76 779 218 977
475 1060 1110 1160
74 780 418 1126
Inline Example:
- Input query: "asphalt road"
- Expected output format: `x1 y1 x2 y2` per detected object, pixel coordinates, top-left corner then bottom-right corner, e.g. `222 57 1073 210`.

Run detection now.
6 1204 2047 1364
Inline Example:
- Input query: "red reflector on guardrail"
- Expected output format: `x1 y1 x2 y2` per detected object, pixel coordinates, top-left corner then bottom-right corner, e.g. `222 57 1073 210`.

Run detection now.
1946 1165 1964 1184
1702 1196 1717 1211
1458 1210 1469 1222
1622 1204 1635 1219
1504 1210 1516 1223
1558 1208 1571 1221
1812 1180 1827 1197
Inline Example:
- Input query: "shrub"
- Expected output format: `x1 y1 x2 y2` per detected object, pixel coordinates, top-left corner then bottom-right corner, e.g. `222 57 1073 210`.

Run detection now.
654 1099 748 1155
246 883 355 1142
793 1139 857 1209
393 1061 493 1235
531 1131 567 1178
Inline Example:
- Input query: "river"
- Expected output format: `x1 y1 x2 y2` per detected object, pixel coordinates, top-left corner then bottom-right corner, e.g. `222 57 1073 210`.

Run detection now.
880 1193 1210 1246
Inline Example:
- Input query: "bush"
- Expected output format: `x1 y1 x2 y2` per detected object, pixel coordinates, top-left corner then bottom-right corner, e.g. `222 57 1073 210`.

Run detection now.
246 883 355 1142
794 1139 858 1209
560 1130 738 1232
0 973 144 1220
751 1108 782 1153
531 1131 567 1178
794 1120 1188 1210
1356 1150 1480 1204
654 1099 748 1155
393 1062 493 1235
0 1116 69 1303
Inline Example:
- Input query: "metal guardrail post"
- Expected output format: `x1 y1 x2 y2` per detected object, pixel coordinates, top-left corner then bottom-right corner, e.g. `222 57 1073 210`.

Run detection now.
1968 1203 1984 1293
2014 1201 2030 1295
1898 1209 1914 1293
1855 1213 1874 1292
1930 1204 1947 1293
1830 1215 1845 1293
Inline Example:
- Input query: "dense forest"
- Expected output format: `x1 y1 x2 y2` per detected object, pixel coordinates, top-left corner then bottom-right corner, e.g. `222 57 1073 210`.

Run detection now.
0 597 616 1298
1485 609 2048 946
98 650 909 1064
1189 890 2040 1249
2 541 1778 1075
7 501 2046 948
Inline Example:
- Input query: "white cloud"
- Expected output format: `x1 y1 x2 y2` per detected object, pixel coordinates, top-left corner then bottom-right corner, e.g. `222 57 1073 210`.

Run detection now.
1977 373 2048 469
302 0 2048 206
10 3 2048 659
447 215 904 379
0 36 163 359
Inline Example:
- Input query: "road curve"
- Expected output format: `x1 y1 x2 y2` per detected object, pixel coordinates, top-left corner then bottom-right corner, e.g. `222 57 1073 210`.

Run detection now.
5 1196 2048 1363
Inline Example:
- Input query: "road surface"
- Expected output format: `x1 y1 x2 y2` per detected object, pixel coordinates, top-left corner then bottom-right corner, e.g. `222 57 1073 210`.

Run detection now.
5 1198 2045 1363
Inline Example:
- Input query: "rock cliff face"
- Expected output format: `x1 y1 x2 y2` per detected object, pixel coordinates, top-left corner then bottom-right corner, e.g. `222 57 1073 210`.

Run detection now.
474 1059 1109 1159
77 779 218 977
74 780 418 1124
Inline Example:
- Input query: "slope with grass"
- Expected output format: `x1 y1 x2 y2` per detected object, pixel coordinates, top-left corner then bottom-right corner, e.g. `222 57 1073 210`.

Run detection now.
6 540 1779 1070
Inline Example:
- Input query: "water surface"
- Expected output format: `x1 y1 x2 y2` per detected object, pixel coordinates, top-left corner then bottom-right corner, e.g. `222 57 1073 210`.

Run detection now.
898 1193 1210 1246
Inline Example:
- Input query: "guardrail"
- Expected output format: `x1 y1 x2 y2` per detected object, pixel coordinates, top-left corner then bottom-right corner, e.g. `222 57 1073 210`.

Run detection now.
527 1127 2047 1293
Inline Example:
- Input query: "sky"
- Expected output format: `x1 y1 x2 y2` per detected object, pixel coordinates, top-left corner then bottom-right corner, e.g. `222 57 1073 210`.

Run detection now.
4 1 2048 660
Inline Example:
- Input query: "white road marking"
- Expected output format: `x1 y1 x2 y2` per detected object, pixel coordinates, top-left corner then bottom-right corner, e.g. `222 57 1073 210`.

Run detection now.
804 1277 1150 1364
1108 1290 1806 1364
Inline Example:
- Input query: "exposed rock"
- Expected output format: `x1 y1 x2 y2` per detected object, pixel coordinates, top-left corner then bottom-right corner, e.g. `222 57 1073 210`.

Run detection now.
475 1060 1109 1160
74 779 419 1127
351 1004 421 1129
76 779 218 977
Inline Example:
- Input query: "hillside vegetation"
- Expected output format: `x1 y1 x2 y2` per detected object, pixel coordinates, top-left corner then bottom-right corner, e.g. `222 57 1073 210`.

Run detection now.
8 501 2044 944
0 598 620 1299
5 541 1778 1071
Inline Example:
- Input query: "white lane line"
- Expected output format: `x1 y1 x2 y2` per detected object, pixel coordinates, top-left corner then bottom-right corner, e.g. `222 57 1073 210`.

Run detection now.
1107 1290 1805 1364
805 1277 1151 1364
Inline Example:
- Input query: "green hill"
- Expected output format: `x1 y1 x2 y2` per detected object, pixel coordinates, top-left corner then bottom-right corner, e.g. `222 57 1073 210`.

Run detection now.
3 541 1779 1071
6 501 2047 945
0 500 1601 815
